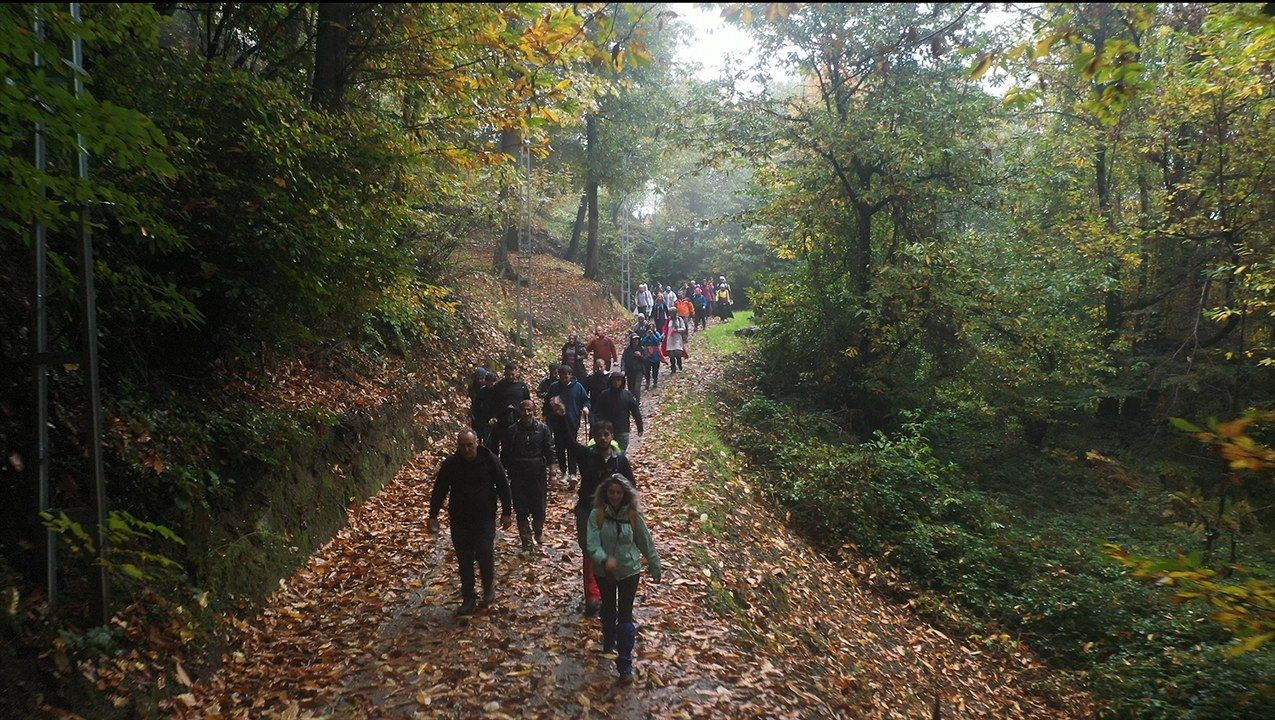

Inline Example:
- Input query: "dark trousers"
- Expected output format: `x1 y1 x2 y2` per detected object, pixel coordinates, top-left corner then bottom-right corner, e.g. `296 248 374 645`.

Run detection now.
599 573 640 668
693 309 706 330
472 419 492 447
644 361 660 387
668 353 683 372
625 373 643 403
550 421 580 475
614 432 630 453
599 573 639 627
450 520 495 602
509 466 547 542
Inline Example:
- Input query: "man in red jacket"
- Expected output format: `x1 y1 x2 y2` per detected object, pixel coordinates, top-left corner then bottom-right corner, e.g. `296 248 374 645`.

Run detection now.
585 326 618 371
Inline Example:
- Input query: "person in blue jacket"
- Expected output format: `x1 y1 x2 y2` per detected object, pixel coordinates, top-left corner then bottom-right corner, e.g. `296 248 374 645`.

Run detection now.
542 364 590 487
640 323 665 390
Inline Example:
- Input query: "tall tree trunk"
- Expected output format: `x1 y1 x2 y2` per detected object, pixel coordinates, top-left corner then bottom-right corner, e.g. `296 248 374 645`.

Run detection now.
564 189 587 261
583 113 601 280
311 3 352 110
493 129 520 279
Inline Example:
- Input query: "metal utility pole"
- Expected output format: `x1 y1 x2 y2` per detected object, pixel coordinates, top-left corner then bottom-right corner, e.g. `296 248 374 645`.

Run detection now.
620 213 632 312
32 2 111 624
515 140 534 351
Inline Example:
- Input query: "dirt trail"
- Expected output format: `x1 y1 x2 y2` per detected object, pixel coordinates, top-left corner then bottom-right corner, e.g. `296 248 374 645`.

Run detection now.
186 323 1090 719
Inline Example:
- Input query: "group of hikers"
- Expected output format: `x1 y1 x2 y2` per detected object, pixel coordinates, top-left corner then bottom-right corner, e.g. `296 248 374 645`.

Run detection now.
426 275 734 683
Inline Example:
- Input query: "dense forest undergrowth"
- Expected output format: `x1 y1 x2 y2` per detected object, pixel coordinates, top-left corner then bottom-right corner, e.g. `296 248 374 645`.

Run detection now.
715 320 1274 719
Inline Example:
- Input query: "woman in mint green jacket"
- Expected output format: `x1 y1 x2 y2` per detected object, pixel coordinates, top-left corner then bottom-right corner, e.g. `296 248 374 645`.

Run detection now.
586 474 661 682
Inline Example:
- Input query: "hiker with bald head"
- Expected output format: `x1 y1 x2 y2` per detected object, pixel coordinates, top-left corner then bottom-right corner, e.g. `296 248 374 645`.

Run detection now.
428 430 513 616
496 399 555 551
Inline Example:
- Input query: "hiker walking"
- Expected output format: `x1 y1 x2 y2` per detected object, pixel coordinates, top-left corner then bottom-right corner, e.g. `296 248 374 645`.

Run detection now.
691 285 708 331
591 370 643 452
586 474 661 682
650 292 669 332
586 326 618 371
561 332 589 381
427 430 513 616
584 357 609 400
496 400 555 551
640 324 665 390
634 284 653 319
666 313 689 373
490 362 531 442
568 421 636 617
535 361 561 402
715 276 734 321
469 368 497 447
620 334 645 402
543 365 590 488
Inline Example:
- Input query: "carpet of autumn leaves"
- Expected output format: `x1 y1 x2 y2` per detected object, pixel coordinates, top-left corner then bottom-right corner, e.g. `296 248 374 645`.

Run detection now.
77 254 1089 719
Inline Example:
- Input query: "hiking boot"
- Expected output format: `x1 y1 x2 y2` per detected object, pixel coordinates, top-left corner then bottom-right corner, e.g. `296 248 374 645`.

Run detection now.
456 599 478 617
479 589 496 608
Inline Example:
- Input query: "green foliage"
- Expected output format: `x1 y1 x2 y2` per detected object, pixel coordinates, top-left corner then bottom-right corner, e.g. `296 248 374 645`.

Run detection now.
0 4 175 238
41 510 185 593
1111 410 1275 656
91 46 428 363
729 393 1275 719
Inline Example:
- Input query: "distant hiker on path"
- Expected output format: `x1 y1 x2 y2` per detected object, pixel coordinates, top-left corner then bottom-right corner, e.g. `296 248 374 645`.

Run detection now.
715 277 734 321
584 357 609 400
496 399 555 551
543 365 590 487
428 430 513 616
561 332 589 381
586 326 618 371
586 474 661 683
620 334 645 402
591 370 643 452
641 324 665 390
634 284 653 319
666 313 689 373
535 363 557 403
691 285 708 331
469 368 496 447
569 421 635 617
490 362 531 442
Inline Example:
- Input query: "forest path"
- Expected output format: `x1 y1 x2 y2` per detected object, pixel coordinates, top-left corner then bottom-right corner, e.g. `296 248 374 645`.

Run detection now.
186 319 1090 720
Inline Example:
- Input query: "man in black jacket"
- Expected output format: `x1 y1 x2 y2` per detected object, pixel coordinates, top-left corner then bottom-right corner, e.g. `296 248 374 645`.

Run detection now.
591 371 643 452
496 399 555 550
428 430 513 616
569 421 636 616
584 357 609 400
620 335 645 402
490 362 532 442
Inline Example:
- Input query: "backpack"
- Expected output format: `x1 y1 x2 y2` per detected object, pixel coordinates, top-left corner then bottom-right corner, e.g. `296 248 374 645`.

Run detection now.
594 505 638 530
